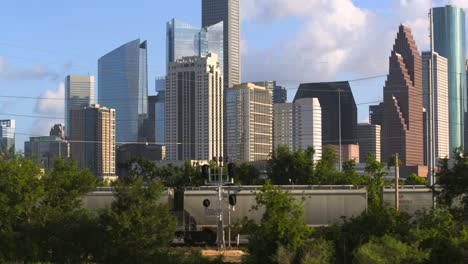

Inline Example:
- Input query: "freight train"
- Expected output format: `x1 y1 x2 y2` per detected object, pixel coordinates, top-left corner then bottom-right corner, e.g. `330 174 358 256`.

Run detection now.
81 185 434 245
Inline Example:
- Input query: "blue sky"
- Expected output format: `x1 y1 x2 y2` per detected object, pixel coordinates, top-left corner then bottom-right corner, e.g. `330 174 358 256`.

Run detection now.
0 0 465 150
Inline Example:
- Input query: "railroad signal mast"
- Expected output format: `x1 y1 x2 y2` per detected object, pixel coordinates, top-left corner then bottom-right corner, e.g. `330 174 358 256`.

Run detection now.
203 156 234 250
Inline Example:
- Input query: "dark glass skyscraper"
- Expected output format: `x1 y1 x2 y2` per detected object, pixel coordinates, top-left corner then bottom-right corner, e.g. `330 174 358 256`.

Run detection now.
294 81 357 145
202 0 240 88
369 103 384 125
433 5 466 150
98 39 148 143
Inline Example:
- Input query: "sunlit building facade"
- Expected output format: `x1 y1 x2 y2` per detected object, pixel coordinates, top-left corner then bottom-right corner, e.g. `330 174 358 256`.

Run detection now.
226 83 272 162
65 75 94 139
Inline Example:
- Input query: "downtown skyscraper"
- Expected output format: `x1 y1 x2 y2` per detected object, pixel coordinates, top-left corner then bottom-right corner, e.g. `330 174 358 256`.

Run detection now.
65 75 94 139
0 119 15 153
225 83 272 162
293 98 322 162
70 104 116 179
165 54 223 161
98 39 148 143
294 81 357 145
202 0 240 89
422 52 450 160
382 25 424 175
432 5 466 150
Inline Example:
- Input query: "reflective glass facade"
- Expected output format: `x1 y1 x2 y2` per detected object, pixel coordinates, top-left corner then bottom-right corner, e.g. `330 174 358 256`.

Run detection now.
0 119 15 152
202 0 241 89
98 39 148 143
433 5 466 150
166 19 223 72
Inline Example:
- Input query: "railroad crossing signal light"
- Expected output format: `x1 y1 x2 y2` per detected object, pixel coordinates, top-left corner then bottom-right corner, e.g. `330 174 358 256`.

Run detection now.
201 164 210 178
229 194 237 206
227 163 235 178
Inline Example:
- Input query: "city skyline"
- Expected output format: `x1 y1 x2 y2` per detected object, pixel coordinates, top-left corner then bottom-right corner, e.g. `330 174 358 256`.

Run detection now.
2 0 467 149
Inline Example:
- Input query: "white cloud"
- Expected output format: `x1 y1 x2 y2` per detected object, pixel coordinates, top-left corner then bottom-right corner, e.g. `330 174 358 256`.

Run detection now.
240 0 447 87
450 0 468 8
35 83 65 116
242 0 384 85
0 56 59 81
32 83 65 136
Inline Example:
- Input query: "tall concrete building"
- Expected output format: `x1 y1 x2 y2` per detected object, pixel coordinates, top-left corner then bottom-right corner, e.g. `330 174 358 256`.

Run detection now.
225 83 272 162
165 54 223 161
293 98 322 162
0 119 15 153
202 0 240 89
382 25 424 173
70 104 116 179
422 52 450 160
369 103 384 126
357 124 381 162
252 81 287 103
432 5 466 150
98 39 148 143
273 103 293 150
294 81 357 145
65 76 94 138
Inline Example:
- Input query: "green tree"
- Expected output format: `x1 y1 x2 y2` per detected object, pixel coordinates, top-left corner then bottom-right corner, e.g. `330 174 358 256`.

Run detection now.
269 146 315 185
245 182 313 264
33 158 98 263
0 155 44 261
97 177 177 263
353 235 428 264
334 159 365 185
437 148 468 220
408 209 468 264
314 146 337 184
118 156 161 182
364 152 388 209
404 173 426 185
324 205 411 263
233 163 262 185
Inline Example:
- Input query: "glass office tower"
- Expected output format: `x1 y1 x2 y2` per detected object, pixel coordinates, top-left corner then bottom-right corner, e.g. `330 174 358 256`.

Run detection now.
433 5 466 150
202 0 241 89
166 18 223 70
98 39 148 143
0 119 15 152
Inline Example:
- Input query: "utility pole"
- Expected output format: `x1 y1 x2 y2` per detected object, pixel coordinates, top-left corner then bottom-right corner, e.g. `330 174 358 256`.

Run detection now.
395 153 399 211
338 89 342 172
216 157 225 250
428 9 436 209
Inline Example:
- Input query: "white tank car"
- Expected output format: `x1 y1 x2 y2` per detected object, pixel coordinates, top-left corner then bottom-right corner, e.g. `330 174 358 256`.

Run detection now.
81 187 175 211
382 185 434 214
183 185 368 228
